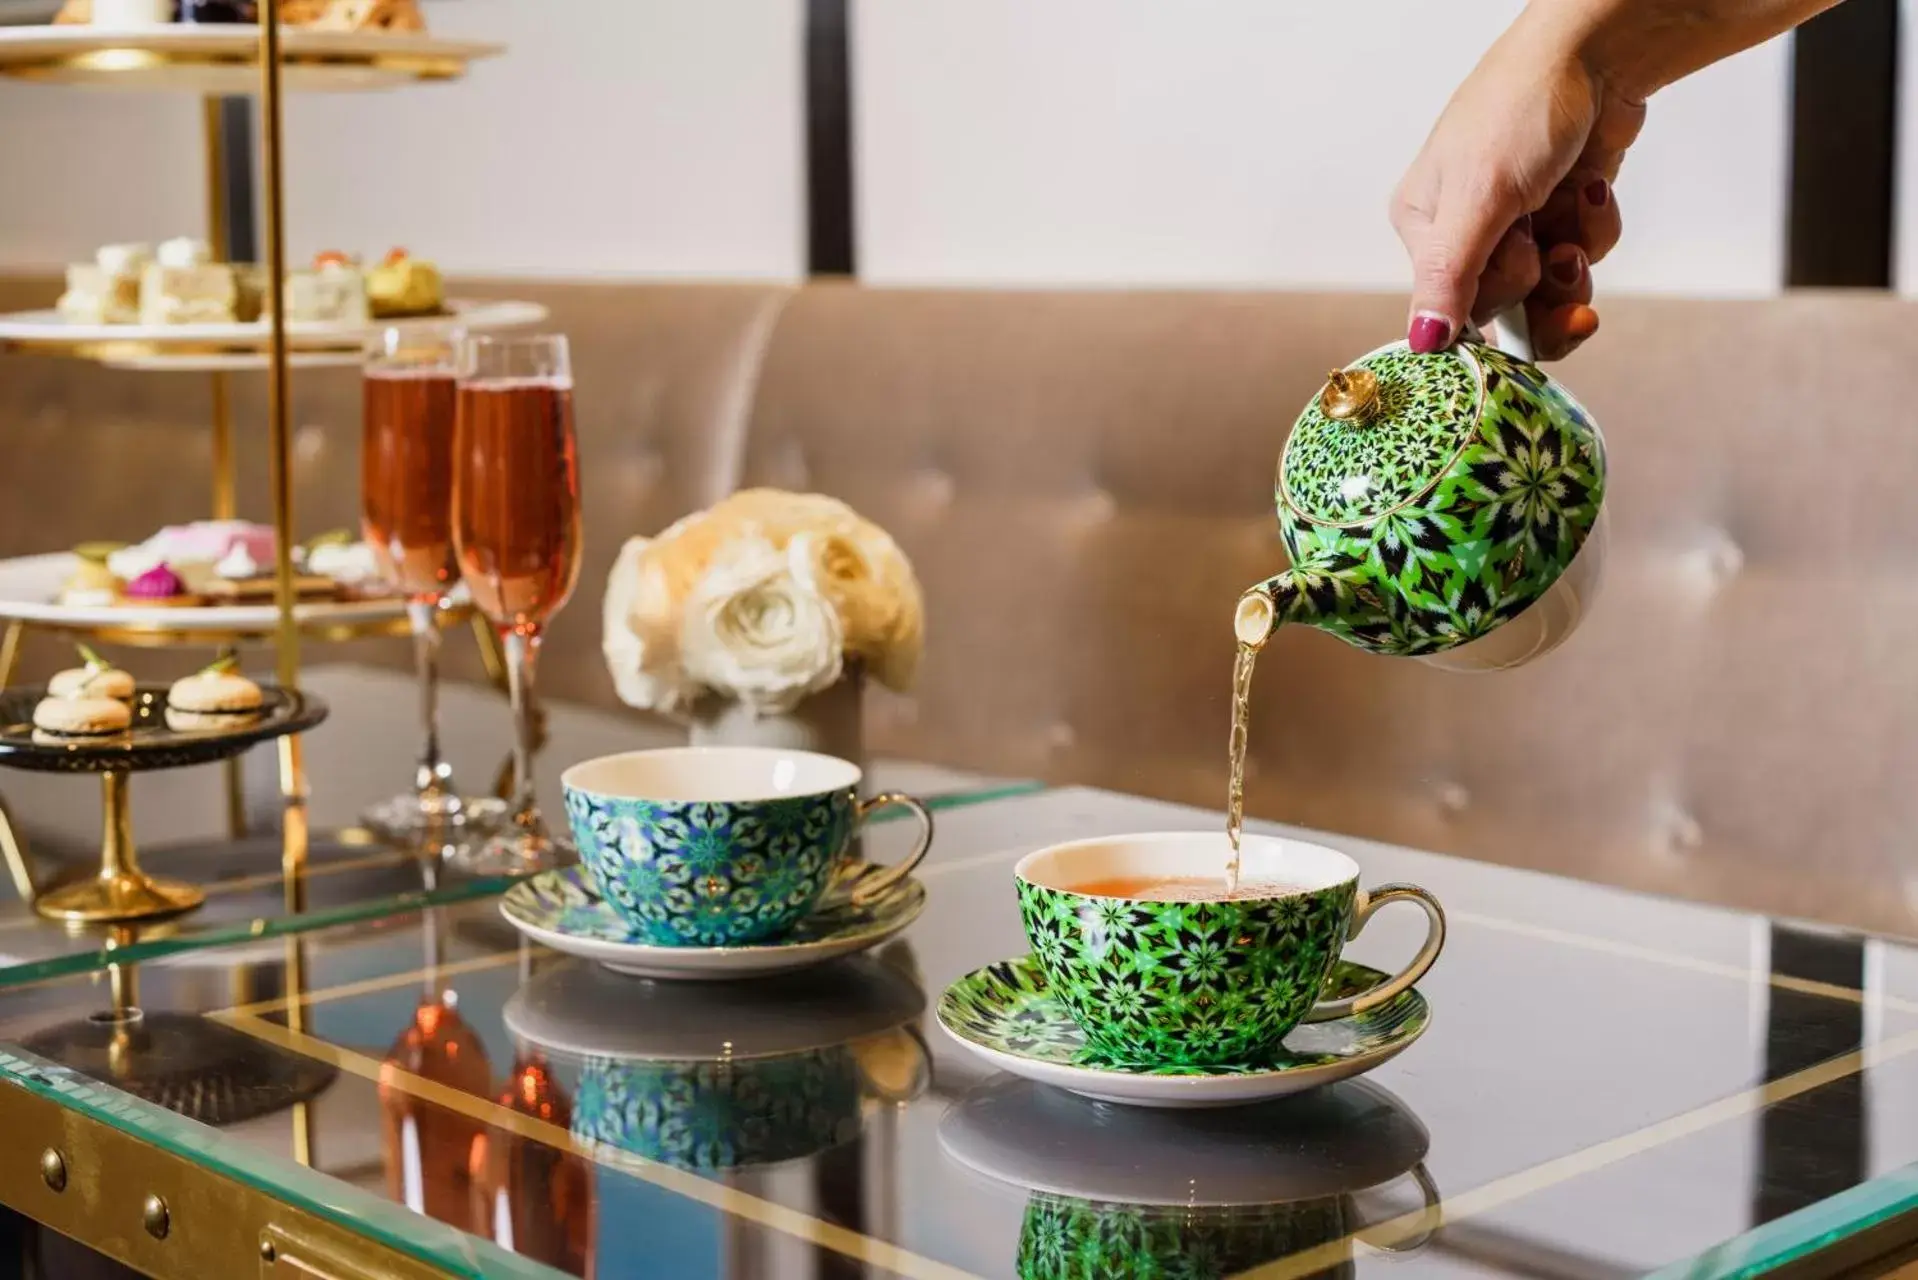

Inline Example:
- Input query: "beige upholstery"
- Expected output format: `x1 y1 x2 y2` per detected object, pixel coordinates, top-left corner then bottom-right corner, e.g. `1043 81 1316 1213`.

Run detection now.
3 274 1916 934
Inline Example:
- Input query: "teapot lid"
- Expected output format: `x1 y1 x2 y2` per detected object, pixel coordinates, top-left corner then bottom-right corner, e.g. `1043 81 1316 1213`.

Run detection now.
1279 344 1481 525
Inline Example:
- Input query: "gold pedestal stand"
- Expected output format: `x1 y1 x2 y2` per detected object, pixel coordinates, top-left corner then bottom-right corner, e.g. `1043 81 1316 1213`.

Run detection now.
33 772 204 926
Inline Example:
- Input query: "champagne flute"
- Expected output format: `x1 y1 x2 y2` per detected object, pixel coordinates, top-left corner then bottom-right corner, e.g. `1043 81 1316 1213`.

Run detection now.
448 333 582 874
360 328 506 842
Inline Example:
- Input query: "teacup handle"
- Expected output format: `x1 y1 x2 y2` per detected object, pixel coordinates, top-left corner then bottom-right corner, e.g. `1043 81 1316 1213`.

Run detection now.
1304 883 1446 1023
832 792 934 907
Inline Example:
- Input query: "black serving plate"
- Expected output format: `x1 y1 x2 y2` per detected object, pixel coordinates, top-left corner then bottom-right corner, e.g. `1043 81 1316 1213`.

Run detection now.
0 684 326 773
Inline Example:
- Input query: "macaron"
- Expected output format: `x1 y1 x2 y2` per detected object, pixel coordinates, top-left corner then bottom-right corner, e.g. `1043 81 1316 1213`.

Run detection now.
48 648 135 702
32 696 132 737
165 667 264 732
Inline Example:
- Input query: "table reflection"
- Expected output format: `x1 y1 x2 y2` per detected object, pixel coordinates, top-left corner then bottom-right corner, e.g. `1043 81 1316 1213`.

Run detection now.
379 989 493 1226
471 1049 593 1272
941 1077 1439 1280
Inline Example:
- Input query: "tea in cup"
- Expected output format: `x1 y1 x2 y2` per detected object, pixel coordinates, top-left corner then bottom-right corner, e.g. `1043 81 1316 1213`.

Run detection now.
1015 832 1444 1067
562 747 932 947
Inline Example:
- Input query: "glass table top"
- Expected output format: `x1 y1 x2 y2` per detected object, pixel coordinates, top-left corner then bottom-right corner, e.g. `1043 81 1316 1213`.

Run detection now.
3 784 1918 1277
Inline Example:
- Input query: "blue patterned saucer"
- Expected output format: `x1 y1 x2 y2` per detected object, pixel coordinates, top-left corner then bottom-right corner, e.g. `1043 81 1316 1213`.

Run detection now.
937 956 1429 1108
501 865 926 980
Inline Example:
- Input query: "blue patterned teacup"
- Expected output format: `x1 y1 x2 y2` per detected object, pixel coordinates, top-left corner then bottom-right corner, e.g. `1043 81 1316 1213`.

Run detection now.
561 747 933 947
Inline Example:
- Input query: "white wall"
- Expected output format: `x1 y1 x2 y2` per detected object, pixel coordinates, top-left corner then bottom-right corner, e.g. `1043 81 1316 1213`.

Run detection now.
0 0 806 279
852 0 1792 296
0 1 1798 294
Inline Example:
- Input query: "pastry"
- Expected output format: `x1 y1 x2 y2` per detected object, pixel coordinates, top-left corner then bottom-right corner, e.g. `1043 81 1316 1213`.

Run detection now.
53 0 91 23
305 538 381 586
301 0 424 32
366 248 443 318
56 244 151 325
92 0 175 23
57 545 125 608
141 261 240 326
123 564 190 603
48 648 135 702
273 252 369 325
32 696 131 737
110 521 276 583
166 661 264 731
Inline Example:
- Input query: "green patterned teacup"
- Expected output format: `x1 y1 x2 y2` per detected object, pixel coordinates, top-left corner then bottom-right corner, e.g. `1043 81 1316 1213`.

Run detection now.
1015 832 1445 1068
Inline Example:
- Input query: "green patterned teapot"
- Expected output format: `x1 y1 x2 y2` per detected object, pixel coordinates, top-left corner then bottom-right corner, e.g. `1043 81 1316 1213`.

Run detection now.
1234 323 1607 671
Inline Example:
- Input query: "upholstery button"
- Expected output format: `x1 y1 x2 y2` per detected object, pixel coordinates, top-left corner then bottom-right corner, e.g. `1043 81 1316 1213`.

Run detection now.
1695 528 1744 587
1652 804 1703 856
910 469 955 512
294 425 326 465
625 446 664 492
1046 722 1076 752
1069 487 1117 528
1435 782 1470 815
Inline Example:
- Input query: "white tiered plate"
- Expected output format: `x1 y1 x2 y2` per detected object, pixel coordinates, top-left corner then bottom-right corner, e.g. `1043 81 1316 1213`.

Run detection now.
0 24 503 93
0 299 547 355
0 551 452 638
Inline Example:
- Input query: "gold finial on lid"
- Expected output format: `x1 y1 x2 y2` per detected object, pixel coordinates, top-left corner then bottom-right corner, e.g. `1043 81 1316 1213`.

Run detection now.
1320 367 1381 423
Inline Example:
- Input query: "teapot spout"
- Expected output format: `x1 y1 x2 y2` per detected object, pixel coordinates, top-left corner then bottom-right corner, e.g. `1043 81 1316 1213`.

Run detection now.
1234 572 1306 649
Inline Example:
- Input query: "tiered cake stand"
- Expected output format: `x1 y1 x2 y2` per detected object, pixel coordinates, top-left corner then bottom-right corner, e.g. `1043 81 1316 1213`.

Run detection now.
0 9 529 922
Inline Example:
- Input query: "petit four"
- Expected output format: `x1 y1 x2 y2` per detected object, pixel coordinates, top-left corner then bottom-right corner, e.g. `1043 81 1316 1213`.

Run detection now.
366 248 443 318
57 544 124 608
91 0 175 24
48 647 135 702
301 0 424 31
124 564 188 602
109 521 276 584
305 538 380 586
166 660 264 731
272 251 370 325
56 244 151 325
32 696 131 737
52 0 92 23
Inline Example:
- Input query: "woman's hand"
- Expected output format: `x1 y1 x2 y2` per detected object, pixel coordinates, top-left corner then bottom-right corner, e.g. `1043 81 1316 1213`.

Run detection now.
1391 10 1644 360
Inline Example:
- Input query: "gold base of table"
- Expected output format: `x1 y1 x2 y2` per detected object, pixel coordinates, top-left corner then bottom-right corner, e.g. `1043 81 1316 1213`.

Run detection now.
31 773 206 926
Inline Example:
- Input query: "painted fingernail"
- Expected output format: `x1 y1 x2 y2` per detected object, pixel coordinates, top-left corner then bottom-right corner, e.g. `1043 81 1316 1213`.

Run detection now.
1408 312 1452 354
1547 245 1585 286
1583 179 1610 208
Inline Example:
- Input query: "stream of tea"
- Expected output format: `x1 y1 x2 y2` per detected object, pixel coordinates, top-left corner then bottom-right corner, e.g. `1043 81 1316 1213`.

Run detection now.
1225 637 1263 891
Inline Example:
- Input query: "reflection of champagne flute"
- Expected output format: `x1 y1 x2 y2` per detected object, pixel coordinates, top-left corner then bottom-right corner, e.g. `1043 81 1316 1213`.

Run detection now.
378 991 493 1229
470 1051 593 1272
448 333 582 875
360 328 506 842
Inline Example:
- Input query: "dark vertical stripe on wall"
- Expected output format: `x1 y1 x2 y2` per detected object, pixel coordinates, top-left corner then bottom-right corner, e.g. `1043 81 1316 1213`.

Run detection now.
1786 0 1899 286
805 0 856 276
218 97 260 264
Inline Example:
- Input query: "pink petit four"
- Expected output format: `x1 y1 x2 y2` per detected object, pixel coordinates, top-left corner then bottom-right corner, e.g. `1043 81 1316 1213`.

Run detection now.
124 564 186 600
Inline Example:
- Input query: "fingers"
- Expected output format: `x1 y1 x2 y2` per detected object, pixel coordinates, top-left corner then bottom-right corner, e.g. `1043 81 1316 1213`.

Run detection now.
1528 303 1600 361
1392 169 1523 354
1535 172 1621 264
1525 242 1598 358
1469 216 1543 324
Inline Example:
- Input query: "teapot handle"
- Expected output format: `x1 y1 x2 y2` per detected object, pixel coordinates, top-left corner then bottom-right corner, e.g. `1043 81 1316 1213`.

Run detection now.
1464 306 1535 365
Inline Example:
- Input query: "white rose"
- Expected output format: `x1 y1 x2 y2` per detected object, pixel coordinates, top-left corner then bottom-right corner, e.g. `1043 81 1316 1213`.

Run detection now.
602 534 698 715
680 537 844 715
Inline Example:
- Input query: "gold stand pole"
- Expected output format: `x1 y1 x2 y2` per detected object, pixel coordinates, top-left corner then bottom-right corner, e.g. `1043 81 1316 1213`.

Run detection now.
204 96 249 841
33 772 204 925
0 620 23 689
258 2 307 826
259 14 313 1167
0 792 35 904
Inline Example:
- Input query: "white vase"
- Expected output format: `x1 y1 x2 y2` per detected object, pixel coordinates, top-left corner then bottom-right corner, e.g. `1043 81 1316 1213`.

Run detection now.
686 675 868 783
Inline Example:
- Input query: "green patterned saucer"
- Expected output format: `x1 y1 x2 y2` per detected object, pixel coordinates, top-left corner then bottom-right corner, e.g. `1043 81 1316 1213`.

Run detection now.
501 865 925 980
937 956 1429 1108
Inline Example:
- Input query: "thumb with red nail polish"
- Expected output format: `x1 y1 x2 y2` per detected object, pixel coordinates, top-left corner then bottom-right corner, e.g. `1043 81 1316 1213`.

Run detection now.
1391 177 1514 355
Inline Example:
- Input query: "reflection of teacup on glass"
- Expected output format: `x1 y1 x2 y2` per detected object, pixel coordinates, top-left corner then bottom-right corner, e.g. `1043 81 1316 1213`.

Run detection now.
941 1077 1439 1279
504 955 928 1171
